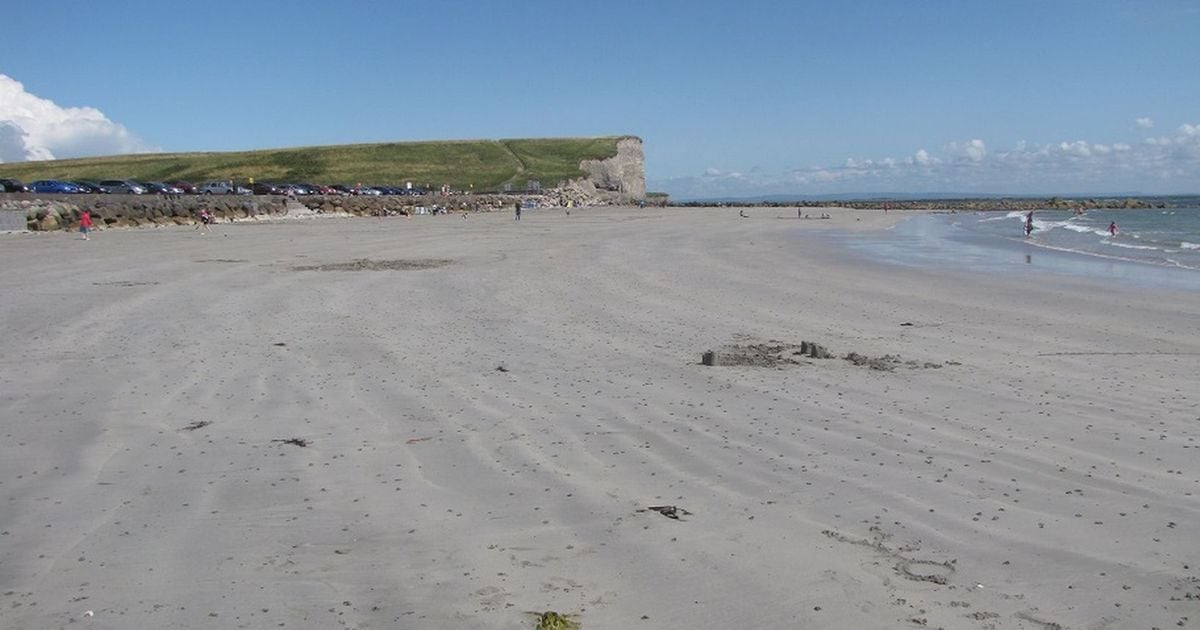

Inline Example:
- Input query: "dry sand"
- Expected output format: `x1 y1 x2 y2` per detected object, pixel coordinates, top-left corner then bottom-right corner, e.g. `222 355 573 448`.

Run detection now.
1 206 1198 629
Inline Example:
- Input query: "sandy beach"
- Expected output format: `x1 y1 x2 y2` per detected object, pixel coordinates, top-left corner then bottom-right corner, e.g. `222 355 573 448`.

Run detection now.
1 206 1198 629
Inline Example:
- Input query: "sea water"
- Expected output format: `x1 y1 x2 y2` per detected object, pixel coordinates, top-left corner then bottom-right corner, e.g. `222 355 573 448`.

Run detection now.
834 207 1200 290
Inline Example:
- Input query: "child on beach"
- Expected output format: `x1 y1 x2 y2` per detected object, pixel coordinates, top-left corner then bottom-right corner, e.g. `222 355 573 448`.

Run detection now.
1108 221 1118 237
79 210 92 240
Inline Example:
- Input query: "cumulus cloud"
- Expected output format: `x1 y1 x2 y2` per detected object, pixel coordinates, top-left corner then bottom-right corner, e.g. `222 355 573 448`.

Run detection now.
651 123 1200 199
0 120 52 162
947 139 987 161
1136 117 1154 129
911 149 935 166
0 74 154 162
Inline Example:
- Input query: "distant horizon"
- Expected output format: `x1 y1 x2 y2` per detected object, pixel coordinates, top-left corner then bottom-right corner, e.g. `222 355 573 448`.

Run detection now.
673 191 1200 203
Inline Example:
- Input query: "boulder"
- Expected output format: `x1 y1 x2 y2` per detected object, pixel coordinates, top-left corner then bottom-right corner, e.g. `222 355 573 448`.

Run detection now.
37 214 61 231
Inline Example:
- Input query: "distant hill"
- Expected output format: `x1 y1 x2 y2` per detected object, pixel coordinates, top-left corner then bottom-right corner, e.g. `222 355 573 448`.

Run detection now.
0 137 629 191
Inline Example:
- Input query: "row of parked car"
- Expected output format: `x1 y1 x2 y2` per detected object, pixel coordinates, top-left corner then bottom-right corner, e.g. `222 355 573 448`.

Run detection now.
248 183 430 196
0 177 433 196
0 178 242 195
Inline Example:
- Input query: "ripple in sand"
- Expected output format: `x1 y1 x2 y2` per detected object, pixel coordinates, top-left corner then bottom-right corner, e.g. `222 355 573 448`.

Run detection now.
292 258 455 271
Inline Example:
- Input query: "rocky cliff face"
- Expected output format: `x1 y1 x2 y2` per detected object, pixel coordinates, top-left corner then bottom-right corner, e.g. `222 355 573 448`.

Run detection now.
577 136 646 201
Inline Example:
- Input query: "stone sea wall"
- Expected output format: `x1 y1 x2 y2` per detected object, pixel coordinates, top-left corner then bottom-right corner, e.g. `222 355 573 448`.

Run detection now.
1 189 641 232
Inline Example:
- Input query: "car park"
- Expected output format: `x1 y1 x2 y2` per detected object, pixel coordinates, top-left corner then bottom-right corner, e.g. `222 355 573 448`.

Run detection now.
0 178 29 192
99 180 147 194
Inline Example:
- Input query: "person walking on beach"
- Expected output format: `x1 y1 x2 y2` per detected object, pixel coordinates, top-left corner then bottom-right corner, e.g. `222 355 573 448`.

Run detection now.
1108 221 1118 237
514 201 521 221
1024 211 1034 237
196 209 213 234
79 210 93 240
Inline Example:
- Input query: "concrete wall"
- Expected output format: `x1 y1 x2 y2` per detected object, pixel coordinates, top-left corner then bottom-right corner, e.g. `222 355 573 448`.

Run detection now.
0 209 24 231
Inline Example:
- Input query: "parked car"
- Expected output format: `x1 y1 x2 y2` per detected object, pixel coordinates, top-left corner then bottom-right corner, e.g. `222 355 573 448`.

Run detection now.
252 182 282 195
140 182 184 195
169 180 197 194
303 183 331 195
30 180 82 194
98 179 147 194
72 181 110 194
199 180 236 194
308 184 334 195
0 178 29 192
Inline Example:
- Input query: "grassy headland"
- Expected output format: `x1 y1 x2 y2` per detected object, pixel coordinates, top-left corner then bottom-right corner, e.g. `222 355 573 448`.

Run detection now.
0 137 627 190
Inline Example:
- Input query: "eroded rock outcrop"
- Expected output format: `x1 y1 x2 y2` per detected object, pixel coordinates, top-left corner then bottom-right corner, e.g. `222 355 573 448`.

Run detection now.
578 136 645 201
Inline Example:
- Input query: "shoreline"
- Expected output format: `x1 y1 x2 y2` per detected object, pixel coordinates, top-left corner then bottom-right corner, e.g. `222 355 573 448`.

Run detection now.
2 206 1197 629
826 209 1200 291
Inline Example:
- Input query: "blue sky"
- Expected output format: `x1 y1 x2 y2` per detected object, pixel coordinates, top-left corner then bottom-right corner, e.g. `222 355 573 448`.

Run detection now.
2 0 1198 198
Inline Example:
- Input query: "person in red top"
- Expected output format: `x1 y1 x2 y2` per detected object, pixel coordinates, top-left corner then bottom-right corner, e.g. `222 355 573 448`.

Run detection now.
79 210 93 240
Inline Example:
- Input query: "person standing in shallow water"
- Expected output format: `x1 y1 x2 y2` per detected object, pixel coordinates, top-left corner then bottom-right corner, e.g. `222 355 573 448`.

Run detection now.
1109 221 1118 237
1024 211 1034 237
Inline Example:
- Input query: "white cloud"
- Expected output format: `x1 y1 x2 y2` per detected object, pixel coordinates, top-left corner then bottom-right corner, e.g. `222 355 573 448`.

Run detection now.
947 138 987 161
1059 140 1092 157
1136 117 1154 129
0 120 52 162
0 74 155 162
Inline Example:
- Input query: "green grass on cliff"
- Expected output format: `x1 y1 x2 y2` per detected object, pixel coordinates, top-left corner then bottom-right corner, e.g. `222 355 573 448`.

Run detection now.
0 137 629 190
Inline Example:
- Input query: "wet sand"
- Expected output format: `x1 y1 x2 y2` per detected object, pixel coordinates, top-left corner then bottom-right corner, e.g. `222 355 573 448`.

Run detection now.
1 206 1198 629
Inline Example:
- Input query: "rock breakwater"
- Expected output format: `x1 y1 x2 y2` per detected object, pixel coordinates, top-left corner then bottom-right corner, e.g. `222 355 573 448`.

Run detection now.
1 195 289 231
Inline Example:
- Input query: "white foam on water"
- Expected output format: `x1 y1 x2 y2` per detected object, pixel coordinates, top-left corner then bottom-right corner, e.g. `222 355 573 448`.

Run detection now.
1181 241 1200 250
1164 257 1200 271
1107 240 1158 251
